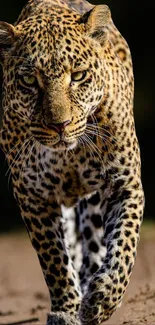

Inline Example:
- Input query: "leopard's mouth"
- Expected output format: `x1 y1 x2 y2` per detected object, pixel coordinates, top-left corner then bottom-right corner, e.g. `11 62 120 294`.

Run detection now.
30 125 79 151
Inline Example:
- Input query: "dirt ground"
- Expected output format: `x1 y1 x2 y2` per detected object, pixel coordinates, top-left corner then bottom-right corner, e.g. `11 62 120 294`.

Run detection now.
0 223 155 325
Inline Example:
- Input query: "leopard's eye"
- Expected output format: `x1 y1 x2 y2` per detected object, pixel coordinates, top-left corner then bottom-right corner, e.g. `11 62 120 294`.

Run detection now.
71 70 87 82
19 75 37 87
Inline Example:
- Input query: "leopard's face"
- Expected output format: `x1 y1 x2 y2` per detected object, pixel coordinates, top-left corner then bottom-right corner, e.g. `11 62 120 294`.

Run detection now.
1 8 107 152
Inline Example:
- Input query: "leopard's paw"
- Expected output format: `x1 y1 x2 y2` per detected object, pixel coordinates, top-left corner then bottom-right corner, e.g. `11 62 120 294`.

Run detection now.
47 311 81 325
79 274 119 324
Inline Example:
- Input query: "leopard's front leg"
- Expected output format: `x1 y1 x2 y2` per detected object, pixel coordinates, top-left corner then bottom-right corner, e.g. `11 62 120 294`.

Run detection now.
17 192 81 323
79 178 144 324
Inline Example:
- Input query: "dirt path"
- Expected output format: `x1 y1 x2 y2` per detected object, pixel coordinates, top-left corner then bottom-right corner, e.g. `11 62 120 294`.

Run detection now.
0 224 155 325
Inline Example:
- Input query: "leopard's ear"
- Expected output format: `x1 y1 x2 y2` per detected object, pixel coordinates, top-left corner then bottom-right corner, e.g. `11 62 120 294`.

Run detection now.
0 22 16 61
81 5 111 46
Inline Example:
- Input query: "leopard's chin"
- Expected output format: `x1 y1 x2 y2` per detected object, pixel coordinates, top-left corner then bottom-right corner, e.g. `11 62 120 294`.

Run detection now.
52 139 78 151
42 139 78 152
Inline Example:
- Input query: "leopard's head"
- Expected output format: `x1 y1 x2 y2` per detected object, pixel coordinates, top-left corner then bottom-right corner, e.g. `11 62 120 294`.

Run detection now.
0 5 111 152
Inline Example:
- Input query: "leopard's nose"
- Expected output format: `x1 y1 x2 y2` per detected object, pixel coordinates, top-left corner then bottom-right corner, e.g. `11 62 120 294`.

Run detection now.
46 120 71 133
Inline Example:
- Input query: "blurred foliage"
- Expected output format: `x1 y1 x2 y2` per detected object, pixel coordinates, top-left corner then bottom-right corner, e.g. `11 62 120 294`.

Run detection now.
0 1 154 231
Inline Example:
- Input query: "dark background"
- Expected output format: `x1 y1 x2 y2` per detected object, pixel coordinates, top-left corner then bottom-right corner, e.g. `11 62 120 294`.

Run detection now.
0 1 154 231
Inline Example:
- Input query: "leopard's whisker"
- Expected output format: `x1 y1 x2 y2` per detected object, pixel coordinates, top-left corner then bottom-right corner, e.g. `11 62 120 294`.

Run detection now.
6 136 33 177
86 129 113 147
78 136 86 157
91 113 99 127
87 123 114 135
84 133 106 171
18 137 35 187
7 136 34 187
40 144 48 174
84 133 102 155
6 139 26 158
32 140 40 186
81 135 96 161
86 125 121 144
82 133 103 166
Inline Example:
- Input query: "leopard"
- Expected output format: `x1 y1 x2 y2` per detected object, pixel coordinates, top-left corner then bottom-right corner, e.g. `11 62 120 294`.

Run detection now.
0 0 145 324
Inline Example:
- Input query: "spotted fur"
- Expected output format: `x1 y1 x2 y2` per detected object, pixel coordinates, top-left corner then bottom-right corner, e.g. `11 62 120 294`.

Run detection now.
0 0 144 324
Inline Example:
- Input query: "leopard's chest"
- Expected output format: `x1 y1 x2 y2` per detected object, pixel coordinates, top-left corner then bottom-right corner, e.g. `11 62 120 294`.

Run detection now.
55 163 106 206
13 147 108 207
42 157 106 207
